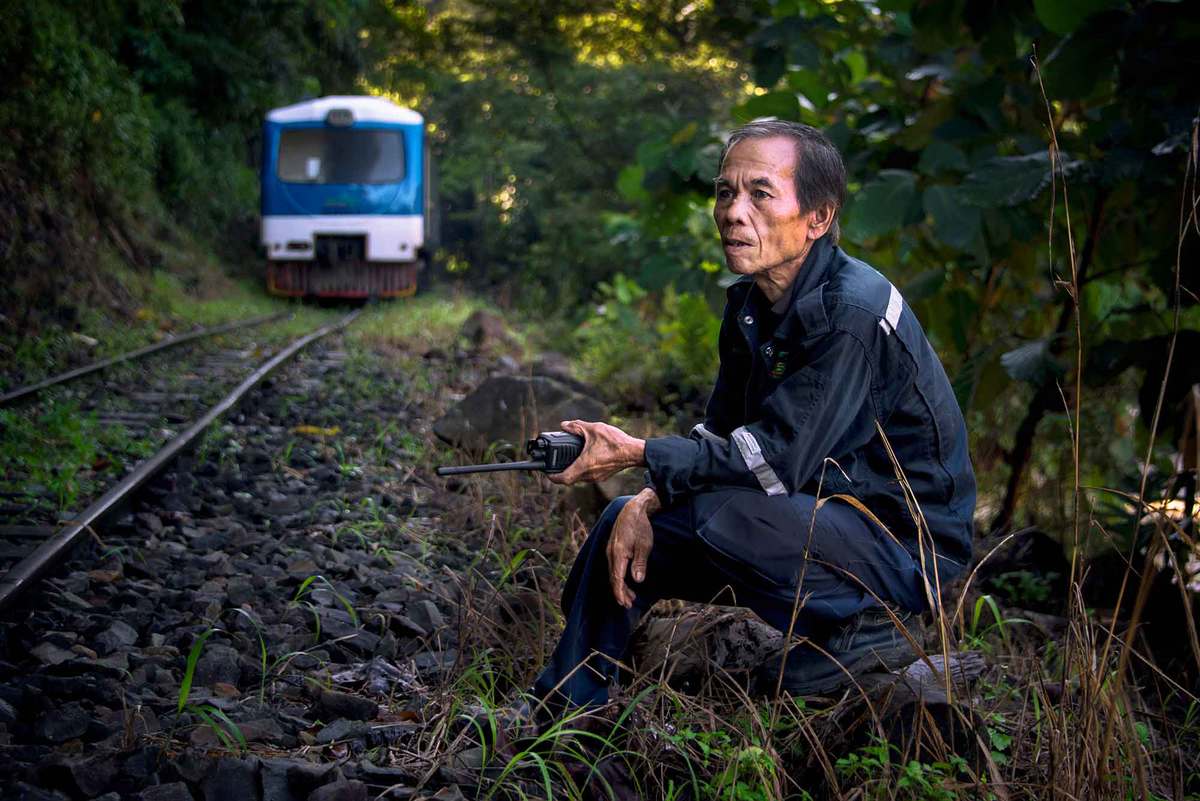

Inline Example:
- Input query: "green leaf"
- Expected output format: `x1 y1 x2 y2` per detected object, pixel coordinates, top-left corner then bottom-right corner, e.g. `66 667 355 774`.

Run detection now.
894 101 956 150
1001 339 1063 384
617 164 647 202
1034 0 1116 35
292 574 319 601
751 46 787 88
917 140 969 175
178 628 218 714
785 70 830 108
667 146 699 179
840 51 868 85
644 193 695 237
670 122 699 146
959 152 1054 208
732 92 801 123
204 705 248 751
844 170 918 240
635 138 671 170
192 706 235 750
1042 28 1115 99
923 184 982 251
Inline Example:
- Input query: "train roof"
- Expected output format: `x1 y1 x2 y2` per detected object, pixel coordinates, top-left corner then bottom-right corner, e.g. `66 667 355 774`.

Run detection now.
266 96 423 125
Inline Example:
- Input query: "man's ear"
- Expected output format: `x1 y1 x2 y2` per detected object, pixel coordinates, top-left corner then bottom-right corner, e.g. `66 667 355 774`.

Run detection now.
806 204 836 240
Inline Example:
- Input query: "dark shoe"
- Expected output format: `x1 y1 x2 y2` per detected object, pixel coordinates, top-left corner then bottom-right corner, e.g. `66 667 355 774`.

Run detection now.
754 608 921 697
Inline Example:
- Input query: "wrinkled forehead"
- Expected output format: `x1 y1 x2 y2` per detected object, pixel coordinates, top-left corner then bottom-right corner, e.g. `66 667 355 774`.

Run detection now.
717 136 798 184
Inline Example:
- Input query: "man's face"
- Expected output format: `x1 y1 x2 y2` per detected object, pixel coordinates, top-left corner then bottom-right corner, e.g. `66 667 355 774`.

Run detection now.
713 136 825 278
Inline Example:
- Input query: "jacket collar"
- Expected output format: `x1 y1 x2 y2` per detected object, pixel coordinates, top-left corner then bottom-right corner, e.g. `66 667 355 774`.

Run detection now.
725 235 837 337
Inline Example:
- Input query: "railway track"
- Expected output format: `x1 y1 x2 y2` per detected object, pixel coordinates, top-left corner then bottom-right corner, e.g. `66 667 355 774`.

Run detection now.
1 313 307 525
0 309 362 611
0 312 285 407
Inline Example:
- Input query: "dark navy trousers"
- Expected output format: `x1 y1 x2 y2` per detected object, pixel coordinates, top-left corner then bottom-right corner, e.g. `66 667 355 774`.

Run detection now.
532 488 935 708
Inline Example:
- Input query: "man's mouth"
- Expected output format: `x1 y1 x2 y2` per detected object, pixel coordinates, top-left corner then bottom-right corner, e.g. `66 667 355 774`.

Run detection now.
723 238 753 249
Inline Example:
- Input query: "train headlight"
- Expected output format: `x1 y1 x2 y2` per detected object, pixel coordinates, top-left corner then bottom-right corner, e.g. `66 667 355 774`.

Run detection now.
326 108 354 127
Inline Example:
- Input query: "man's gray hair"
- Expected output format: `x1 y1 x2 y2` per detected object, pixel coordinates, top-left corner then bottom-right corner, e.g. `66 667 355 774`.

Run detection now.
719 120 847 243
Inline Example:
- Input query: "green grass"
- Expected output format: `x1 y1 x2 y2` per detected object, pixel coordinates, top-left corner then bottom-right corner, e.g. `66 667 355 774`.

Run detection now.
347 289 528 354
835 738 968 801
0 400 158 517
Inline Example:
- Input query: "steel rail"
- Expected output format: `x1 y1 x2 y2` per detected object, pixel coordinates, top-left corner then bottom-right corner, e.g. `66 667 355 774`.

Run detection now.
0 311 289 407
0 309 362 611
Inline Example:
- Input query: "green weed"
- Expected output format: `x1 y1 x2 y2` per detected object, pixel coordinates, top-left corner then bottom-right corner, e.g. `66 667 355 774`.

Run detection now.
170 626 247 754
962 593 1030 651
835 738 967 801
989 570 1058 607
0 402 100 514
291 574 359 645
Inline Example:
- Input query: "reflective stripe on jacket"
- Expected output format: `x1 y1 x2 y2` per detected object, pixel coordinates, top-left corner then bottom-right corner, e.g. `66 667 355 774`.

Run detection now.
644 236 976 577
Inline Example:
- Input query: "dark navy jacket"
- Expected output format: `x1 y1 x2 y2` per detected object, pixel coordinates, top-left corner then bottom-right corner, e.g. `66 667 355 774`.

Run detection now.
644 236 976 579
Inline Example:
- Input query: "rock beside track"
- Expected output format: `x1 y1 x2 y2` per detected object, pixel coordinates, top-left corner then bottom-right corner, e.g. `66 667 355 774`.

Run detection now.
432 374 606 449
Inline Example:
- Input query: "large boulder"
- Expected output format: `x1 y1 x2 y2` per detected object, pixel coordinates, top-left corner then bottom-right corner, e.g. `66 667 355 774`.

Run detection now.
530 351 602 397
433 375 606 450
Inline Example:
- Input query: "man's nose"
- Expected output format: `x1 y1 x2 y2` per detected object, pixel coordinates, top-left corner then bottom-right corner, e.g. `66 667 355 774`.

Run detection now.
721 192 750 226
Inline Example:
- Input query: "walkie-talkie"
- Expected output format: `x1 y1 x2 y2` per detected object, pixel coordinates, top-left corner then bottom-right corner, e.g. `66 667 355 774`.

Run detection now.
435 431 585 476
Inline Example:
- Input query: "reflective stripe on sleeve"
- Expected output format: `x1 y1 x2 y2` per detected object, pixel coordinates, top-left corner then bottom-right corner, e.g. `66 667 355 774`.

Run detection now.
879 283 903 335
731 426 787 496
690 423 729 446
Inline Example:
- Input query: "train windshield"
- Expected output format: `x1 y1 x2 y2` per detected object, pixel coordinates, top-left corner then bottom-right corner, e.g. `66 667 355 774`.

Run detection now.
276 128 405 184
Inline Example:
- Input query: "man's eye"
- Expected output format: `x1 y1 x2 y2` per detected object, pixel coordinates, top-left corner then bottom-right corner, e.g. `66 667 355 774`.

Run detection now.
753 190 771 199
716 188 733 200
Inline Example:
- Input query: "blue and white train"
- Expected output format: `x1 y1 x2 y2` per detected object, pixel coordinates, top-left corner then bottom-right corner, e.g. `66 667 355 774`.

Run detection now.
261 96 430 298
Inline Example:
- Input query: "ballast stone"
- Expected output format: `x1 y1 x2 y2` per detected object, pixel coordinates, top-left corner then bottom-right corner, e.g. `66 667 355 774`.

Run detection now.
202 757 261 801
308 779 368 801
34 702 91 743
193 644 241 688
260 758 339 801
318 689 377 722
138 783 193 801
95 620 138 654
0 696 16 725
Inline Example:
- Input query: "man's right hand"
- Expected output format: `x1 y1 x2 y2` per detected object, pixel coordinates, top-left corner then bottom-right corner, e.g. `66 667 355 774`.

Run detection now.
607 488 661 609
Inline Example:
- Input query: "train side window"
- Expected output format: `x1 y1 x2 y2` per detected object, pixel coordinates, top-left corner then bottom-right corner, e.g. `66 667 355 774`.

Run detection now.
277 128 405 185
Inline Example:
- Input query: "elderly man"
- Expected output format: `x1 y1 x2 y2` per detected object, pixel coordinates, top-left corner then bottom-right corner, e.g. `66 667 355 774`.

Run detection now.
535 120 975 710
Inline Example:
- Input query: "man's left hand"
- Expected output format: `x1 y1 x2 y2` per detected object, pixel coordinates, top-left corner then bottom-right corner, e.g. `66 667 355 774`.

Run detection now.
607 487 661 608
547 420 645 485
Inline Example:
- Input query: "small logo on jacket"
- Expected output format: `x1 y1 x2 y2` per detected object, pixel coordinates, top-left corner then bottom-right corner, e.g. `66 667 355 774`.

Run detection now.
769 351 790 378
